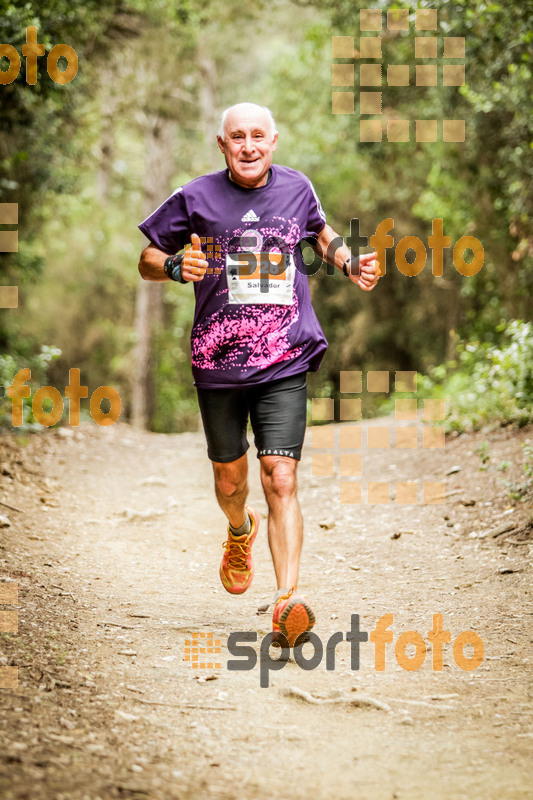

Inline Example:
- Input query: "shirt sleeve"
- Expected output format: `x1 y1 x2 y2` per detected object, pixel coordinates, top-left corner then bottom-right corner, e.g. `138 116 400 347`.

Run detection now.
304 177 327 238
138 187 190 255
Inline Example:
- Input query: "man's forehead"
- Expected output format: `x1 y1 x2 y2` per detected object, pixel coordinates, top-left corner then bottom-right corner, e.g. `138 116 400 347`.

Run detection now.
225 109 271 133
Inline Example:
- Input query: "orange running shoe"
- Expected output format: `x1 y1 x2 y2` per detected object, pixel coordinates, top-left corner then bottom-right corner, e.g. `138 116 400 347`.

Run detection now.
272 587 315 646
219 505 259 594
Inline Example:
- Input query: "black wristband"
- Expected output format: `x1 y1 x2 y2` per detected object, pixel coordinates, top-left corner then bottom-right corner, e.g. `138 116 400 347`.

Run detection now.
342 256 360 277
164 253 187 283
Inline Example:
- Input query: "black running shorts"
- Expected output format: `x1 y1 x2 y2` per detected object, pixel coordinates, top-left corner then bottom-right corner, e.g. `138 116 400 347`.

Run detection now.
196 371 308 463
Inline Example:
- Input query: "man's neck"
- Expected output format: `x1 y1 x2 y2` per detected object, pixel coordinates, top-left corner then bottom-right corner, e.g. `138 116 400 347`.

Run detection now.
228 168 272 188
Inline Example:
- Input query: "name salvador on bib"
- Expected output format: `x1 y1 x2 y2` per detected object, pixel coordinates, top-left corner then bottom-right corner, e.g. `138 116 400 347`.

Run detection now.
226 252 295 306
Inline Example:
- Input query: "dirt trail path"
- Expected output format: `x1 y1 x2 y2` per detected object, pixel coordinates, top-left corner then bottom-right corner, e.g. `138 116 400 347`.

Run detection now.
0 419 532 800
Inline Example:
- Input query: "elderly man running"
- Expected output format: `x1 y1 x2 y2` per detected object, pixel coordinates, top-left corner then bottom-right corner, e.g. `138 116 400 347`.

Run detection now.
138 102 380 646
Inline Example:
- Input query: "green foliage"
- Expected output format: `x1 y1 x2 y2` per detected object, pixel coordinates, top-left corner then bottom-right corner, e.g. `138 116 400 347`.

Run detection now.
274 0 532 380
151 286 198 434
0 344 61 429
15 189 139 399
524 444 533 479
400 320 533 432
0 0 142 352
476 441 491 465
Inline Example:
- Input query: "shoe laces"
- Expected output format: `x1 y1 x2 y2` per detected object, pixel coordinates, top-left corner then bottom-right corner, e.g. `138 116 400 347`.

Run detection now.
222 536 250 570
274 586 294 606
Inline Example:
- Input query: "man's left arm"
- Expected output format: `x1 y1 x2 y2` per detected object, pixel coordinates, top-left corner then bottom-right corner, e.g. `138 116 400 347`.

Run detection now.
310 223 381 292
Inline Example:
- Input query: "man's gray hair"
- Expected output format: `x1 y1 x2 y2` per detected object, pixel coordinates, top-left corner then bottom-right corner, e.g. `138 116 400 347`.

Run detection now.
217 103 278 141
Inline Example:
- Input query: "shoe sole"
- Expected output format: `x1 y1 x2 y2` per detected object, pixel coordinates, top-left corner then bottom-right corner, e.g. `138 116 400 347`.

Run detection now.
271 629 312 648
278 596 316 646
219 505 259 595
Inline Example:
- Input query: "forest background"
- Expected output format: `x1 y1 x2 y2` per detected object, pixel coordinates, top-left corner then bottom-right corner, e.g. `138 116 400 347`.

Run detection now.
1 0 531 434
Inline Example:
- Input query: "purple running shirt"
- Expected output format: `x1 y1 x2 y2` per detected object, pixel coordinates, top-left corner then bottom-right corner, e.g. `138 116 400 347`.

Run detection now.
138 164 329 388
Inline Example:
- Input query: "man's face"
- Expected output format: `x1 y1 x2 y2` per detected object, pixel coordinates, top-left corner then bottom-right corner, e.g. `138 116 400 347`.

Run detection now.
217 108 278 189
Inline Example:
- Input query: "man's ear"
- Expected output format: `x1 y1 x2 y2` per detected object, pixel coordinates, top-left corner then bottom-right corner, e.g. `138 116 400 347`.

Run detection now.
217 135 225 154
272 132 279 151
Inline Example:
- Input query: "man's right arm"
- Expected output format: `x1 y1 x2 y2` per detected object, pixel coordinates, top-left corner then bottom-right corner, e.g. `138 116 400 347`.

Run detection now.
138 244 171 282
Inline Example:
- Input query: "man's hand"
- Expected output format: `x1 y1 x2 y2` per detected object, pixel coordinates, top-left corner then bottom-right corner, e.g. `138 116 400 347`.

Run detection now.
350 251 381 292
181 233 208 282
312 224 381 291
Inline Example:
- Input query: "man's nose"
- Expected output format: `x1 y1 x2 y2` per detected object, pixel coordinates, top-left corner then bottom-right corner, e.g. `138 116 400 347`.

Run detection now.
242 134 256 152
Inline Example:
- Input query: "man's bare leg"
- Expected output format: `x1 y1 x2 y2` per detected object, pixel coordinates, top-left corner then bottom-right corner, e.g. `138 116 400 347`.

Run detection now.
214 454 261 595
212 453 249 528
259 455 303 590
260 454 314 645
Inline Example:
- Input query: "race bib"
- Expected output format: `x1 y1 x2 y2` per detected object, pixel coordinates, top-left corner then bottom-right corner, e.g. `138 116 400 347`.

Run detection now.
226 252 295 305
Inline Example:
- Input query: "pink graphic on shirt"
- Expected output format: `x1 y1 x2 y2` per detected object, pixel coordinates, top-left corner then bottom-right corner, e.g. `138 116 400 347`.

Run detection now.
192 293 302 372
191 219 307 373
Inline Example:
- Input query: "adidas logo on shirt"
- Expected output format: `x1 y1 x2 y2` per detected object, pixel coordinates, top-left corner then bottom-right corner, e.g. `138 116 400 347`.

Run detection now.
241 209 260 222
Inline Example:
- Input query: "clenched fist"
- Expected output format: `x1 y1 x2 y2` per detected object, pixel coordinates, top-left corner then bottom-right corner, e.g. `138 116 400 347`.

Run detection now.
350 251 381 292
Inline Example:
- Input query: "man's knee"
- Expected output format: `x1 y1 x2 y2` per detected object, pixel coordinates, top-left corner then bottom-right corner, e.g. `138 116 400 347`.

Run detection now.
261 457 298 500
213 458 247 498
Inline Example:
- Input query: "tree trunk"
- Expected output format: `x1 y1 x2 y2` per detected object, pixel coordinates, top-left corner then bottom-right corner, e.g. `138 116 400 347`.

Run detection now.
95 86 117 204
198 55 220 171
131 115 174 429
